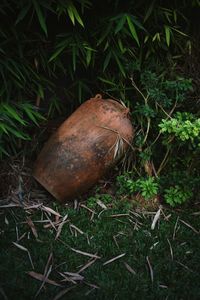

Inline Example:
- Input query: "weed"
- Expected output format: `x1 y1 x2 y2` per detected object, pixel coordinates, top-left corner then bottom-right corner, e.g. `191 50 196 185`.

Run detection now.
116 172 137 195
137 177 159 200
117 173 159 200
164 185 193 207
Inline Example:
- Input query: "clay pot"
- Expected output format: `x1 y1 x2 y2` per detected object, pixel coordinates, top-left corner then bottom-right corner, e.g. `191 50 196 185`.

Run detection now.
33 94 134 203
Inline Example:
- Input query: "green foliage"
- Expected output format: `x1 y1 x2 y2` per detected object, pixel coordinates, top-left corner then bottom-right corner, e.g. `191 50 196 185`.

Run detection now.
116 173 137 195
0 102 45 157
159 113 200 145
140 71 193 108
0 0 199 208
0 0 197 157
116 169 197 207
164 185 192 207
117 173 159 200
130 66 200 206
137 177 159 200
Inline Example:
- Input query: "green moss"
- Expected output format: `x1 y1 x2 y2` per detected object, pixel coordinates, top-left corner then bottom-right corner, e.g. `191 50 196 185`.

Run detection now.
0 206 200 299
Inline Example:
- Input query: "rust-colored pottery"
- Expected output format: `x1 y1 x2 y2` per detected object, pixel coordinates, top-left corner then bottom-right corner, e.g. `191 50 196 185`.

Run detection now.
33 94 134 203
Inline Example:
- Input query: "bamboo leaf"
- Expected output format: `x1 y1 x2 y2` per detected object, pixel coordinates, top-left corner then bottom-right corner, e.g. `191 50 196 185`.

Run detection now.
86 49 91 66
5 125 29 140
67 4 75 25
115 15 126 34
49 45 67 62
98 77 116 86
13 242 28 252
32 0 48 36
144 35 149 43
42 206 62 217
144 0 155 22
117 38 126 53
126 15 140 46
0 122 9 134
112 51 126 77
103 51 111 71
72 4 84 27
15 3 31 24
38 85 44 99
173 10 177 23
22 103 45 125
6 64 21 80
164 25 171 47
129 15 146 31
97 23 112 46
27 271 61 287
171 27 188 37
152 33 160 42
2 104 26 125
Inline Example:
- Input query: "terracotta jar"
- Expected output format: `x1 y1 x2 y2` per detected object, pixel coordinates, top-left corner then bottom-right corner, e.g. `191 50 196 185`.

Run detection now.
33 94 134 203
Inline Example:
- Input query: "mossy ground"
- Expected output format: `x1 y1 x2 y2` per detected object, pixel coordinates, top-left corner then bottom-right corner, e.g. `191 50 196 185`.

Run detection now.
0 199 200 300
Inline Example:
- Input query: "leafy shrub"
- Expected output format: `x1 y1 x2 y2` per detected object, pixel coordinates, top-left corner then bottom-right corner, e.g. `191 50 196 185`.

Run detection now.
164 185 192 207
137 177 159 200
116 173 137 195
159 112 200 145
117 173 159 200
117 171 196 206
140 72 193 108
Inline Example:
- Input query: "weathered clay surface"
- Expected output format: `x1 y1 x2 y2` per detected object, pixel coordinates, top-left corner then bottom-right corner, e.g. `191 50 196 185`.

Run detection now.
33 95 134 202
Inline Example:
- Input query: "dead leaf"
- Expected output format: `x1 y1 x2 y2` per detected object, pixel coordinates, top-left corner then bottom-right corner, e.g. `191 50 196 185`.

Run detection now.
13 242 28 252
146 256 153 283
64 272 84 281
13 242 34 269
103 253 126 266
180 219 199 234
27 271 61 287
151 208 161 230
27 217 38 239
78 257 97 273
70 247 101 259
124 262 136 275
55 221 68 240
109 213 129 218
42 206 62 217
69 224 84 235
96 200 107 209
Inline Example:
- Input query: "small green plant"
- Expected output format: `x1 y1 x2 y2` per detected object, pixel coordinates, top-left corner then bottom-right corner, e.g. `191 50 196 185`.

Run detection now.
159 112 200 145
140 72 193 109
116 172 137 195
117 173 159 200
137 177 159 200
164 185 192 207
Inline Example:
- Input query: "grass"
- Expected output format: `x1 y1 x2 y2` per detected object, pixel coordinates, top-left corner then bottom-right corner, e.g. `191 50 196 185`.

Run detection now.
0 199 200 300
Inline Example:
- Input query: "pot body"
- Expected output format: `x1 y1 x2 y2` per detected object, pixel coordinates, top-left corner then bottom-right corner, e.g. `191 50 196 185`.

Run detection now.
33 95 134 202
